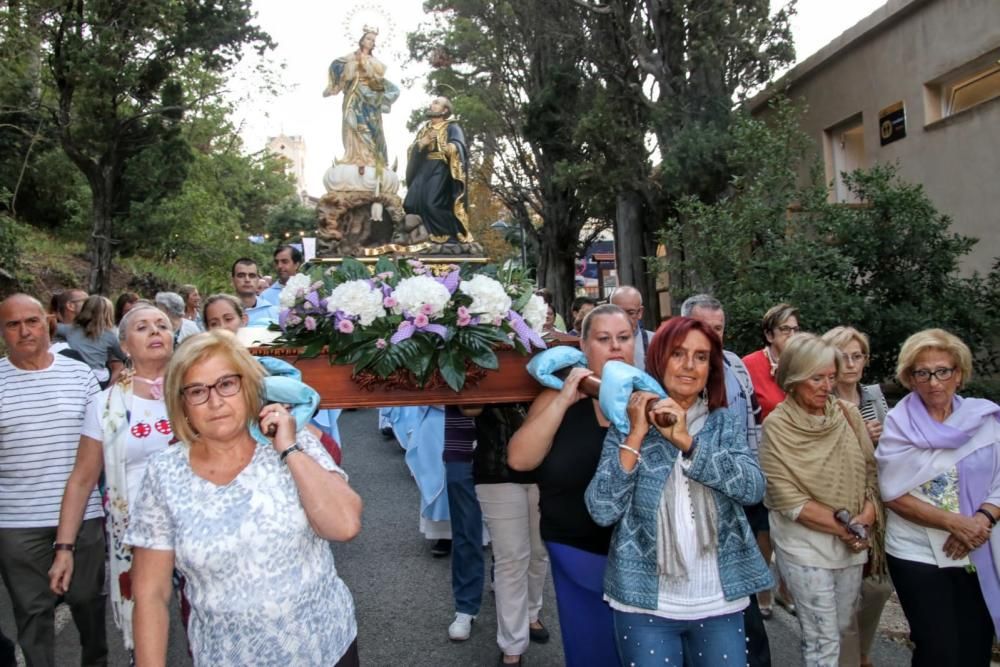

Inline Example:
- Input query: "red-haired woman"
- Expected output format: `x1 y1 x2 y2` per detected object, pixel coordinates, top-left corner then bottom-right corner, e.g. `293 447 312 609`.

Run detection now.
586 317 772 667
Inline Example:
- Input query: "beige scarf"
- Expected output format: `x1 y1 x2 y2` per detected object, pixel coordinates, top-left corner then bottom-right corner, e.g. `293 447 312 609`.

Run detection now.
760 396 876 516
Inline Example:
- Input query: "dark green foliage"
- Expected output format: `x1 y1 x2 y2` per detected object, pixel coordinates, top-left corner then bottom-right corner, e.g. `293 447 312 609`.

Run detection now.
0 213 19 280
661 100 1000 382
0 0 274 293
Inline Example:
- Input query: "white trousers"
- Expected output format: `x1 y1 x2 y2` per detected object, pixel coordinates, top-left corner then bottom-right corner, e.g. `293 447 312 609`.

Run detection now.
475 483 549 656
776 551 863 667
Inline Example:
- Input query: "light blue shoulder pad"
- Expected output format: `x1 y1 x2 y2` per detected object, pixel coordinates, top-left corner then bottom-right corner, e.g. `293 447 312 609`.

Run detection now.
256 356 303 382
598 360 667 435
248 375 320 446
526 347 587 390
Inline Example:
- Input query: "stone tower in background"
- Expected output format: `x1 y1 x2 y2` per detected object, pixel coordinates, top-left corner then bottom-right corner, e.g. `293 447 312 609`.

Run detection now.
266 134 308 199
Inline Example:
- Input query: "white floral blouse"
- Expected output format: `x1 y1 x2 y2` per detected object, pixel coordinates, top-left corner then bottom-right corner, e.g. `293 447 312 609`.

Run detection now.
125 430 356 666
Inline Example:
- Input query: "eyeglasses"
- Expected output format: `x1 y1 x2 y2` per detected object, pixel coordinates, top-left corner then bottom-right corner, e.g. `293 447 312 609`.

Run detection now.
910 367 956 383
841 352 867 365
775 325 801 335
180 374 243 406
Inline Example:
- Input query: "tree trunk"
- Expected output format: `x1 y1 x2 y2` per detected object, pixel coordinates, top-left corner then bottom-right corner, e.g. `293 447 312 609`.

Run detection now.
537 239 575 323
86 168 116 294
615 190 660 326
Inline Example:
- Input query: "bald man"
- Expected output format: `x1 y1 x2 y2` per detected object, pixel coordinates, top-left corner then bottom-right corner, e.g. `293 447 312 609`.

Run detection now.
610 286 652 371
0 294 107 667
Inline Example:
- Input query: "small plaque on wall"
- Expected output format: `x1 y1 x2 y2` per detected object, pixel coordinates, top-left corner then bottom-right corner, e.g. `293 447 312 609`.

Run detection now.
879 102 906 146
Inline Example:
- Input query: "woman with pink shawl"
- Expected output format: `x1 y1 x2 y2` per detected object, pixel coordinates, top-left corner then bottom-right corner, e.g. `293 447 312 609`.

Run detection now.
876 328 1000 667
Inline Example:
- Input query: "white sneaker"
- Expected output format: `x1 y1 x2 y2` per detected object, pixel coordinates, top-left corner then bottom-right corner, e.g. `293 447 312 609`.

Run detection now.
448 612 476 641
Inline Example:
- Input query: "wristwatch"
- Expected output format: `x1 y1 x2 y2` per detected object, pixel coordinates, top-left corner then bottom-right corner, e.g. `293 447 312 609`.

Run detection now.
53 542 75 552
279 443 305 463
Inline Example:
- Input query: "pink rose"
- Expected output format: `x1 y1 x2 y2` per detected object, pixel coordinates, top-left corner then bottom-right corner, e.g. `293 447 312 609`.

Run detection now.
414 313 430 328
383 296 398 308
420 303 434 315
376 338 387 350
304 316 317 331
337 319 355 334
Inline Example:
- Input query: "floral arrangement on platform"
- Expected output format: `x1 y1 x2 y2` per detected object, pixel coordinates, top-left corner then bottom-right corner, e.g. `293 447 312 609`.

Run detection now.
273 257 548 391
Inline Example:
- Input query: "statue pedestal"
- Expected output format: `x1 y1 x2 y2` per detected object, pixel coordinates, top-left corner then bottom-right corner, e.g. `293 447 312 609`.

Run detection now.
316 163 414 256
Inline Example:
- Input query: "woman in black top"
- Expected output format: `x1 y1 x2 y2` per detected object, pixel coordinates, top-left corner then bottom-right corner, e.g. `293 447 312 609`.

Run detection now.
508 304 635 667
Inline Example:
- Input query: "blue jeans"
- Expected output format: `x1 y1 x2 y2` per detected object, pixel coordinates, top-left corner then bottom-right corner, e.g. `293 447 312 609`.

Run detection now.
613 608 747 667
446 461 483 615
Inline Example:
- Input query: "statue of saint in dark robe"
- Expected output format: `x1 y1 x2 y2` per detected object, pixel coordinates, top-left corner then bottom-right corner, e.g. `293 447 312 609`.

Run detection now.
403 97 472 243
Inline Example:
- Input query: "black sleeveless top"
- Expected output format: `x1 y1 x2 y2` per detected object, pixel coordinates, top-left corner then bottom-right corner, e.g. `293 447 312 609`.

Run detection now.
534 398 613 555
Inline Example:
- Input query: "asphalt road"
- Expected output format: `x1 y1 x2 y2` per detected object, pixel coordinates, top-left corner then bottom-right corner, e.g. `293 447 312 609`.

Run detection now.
1 408 914 666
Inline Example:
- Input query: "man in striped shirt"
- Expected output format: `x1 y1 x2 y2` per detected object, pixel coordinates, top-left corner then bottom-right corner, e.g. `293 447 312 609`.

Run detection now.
0 294 107 667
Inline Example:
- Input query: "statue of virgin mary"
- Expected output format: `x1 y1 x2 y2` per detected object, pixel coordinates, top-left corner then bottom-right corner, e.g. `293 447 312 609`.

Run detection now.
323 26 400 173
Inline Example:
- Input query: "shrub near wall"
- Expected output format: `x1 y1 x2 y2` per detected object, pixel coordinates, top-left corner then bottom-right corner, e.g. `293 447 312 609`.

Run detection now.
660 100 1000 382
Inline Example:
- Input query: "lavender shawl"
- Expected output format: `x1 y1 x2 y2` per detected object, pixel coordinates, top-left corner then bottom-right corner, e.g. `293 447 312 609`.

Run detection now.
876 392 1000 633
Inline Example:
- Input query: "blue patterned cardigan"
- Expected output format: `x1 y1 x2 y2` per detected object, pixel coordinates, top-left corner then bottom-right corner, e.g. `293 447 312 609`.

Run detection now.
585 408 774 610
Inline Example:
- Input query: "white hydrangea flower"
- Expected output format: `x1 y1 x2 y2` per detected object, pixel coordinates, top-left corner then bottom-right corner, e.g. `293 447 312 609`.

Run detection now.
392 275 451 319
520 294 548 333
279 273 313 309
459 275 512 322
326 279 386 326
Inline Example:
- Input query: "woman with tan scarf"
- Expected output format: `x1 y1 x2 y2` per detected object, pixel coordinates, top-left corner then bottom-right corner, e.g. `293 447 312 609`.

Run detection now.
759 334 880 667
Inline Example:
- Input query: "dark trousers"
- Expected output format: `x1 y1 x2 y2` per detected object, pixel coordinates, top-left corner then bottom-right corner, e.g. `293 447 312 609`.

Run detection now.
887 554 993 667
334 638 360 667
545 541 619 667
746 593 772 667
446 461 484 615
0 518 107 667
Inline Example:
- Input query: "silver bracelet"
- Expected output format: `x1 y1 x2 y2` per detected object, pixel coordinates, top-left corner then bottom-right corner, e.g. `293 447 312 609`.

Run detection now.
618 444 642 462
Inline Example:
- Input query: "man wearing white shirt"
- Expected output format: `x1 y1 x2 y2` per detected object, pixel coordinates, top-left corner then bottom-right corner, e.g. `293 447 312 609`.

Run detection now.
231 257 279 327
0 295 107 667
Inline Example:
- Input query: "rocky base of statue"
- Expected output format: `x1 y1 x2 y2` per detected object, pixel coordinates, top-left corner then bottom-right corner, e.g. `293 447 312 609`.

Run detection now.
425 240 485 256
316 190 407 257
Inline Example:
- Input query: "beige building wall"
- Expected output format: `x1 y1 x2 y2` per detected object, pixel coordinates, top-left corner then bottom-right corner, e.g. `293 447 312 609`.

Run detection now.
750 0 1000 275
266 134 308 198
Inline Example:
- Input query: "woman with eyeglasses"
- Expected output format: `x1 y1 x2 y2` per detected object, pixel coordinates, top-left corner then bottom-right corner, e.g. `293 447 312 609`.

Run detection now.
126 330 362 666
821 326 890 667
876 329 1000 667
742 302 800 617
49 304 175 653
759 334 879 667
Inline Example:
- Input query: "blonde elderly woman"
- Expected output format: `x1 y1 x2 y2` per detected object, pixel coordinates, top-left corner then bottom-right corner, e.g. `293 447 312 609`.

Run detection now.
876 329 1000 667
126 331 362 666
759 334 879 667
821 326 891 667
49 304 175 653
